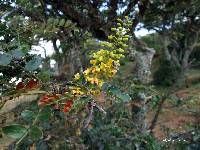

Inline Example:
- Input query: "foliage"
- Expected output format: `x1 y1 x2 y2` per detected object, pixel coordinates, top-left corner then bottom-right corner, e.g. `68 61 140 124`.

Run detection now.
1 0 200 149
138 33 162 52
2 124 27 139
0 17 46 95
153 59 181 86
1 17 133 149
81 103 161 150
142 0 200 86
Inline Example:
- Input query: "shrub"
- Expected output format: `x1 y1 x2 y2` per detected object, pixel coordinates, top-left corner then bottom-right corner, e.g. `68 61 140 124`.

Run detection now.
81 103 161 150
153 59 180 86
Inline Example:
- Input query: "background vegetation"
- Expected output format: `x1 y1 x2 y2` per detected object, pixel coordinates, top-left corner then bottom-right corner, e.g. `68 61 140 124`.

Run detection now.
0 0 200 150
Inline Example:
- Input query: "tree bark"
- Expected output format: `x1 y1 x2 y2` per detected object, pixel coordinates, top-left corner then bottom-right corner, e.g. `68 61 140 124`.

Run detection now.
129 46 155 84
66 42 83 79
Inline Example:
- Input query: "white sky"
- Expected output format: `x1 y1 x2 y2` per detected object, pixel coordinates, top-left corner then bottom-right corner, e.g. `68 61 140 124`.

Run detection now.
31 41 54 58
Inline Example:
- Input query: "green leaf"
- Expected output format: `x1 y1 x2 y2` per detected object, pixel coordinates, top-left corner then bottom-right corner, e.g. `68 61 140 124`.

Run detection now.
109 86 131 102
109 86 121 95
47 18 54 25
117 93 131 102
10 50 25 58
36 140 49 150
20 44 30 53
25 55 42 71
53 18 59 26
0 53 12 66
72 96 89 110
2 124 27 139
21 110 36 121
38 106 52 121
29 125 43 140
59 19 65 26
64 20 72 28
37 71 51 82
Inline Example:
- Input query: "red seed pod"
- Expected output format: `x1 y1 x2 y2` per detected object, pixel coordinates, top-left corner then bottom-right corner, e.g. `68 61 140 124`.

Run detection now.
26 79 39 89
63 100 73 113
38 94 61 107
38 95 49 107
16 82 25 90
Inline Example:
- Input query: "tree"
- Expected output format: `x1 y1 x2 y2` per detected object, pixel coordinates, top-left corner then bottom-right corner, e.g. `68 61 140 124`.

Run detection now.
1 0 156 82
1 1 84 79
142 0 200 86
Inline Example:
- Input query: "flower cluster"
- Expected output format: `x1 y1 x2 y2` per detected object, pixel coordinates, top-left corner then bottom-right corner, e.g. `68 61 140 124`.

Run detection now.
38 17 132 113
72 17 132 98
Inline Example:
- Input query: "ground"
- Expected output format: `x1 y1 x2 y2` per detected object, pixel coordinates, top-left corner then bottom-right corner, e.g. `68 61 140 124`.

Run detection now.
148 70 200 141
120 60 200 141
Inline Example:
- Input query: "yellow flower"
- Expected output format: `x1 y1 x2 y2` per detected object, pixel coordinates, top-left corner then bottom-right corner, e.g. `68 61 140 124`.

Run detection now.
74 73 80 80
107 58 114 66
96 67 100 72
87 89 100 96
72 87 84 96
90 78 99 84
91 67 96 73
69 17 131 100
84 68 91 75
90 59 97 65
98 80 104 87
117 48 124 53
111 69 117 75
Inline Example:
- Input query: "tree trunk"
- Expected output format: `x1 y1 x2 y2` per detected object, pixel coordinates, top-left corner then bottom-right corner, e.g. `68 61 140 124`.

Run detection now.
129 47 155 84
52 38 83 80
65 43 83 79
132 102 148 133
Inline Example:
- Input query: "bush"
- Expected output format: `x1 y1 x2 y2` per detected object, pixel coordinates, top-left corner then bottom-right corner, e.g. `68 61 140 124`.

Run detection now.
153 59 180 86
81 103 161 150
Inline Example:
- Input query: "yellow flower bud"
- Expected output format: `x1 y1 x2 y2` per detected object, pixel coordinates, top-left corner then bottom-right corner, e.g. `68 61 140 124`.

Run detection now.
111 28 116 31
90 59 97 65
108 35 113 40
118 27 123 31
99 56 103 61
123 38 129 42
74 73 80 80
117 23 121 26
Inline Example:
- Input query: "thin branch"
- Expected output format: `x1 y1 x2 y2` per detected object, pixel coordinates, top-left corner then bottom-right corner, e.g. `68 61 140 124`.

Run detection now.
149 87 178 133
108 0 118 20
84 100 95 128
122 0 138 16
84 99 106 128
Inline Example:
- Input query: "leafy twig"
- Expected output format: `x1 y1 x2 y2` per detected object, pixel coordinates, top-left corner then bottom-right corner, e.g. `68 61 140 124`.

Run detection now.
15 109 42 149
84 100 106 128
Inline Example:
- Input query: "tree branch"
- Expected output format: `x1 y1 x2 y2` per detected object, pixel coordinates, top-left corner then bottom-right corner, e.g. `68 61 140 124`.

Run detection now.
122 0 138 16
108 0 118 20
